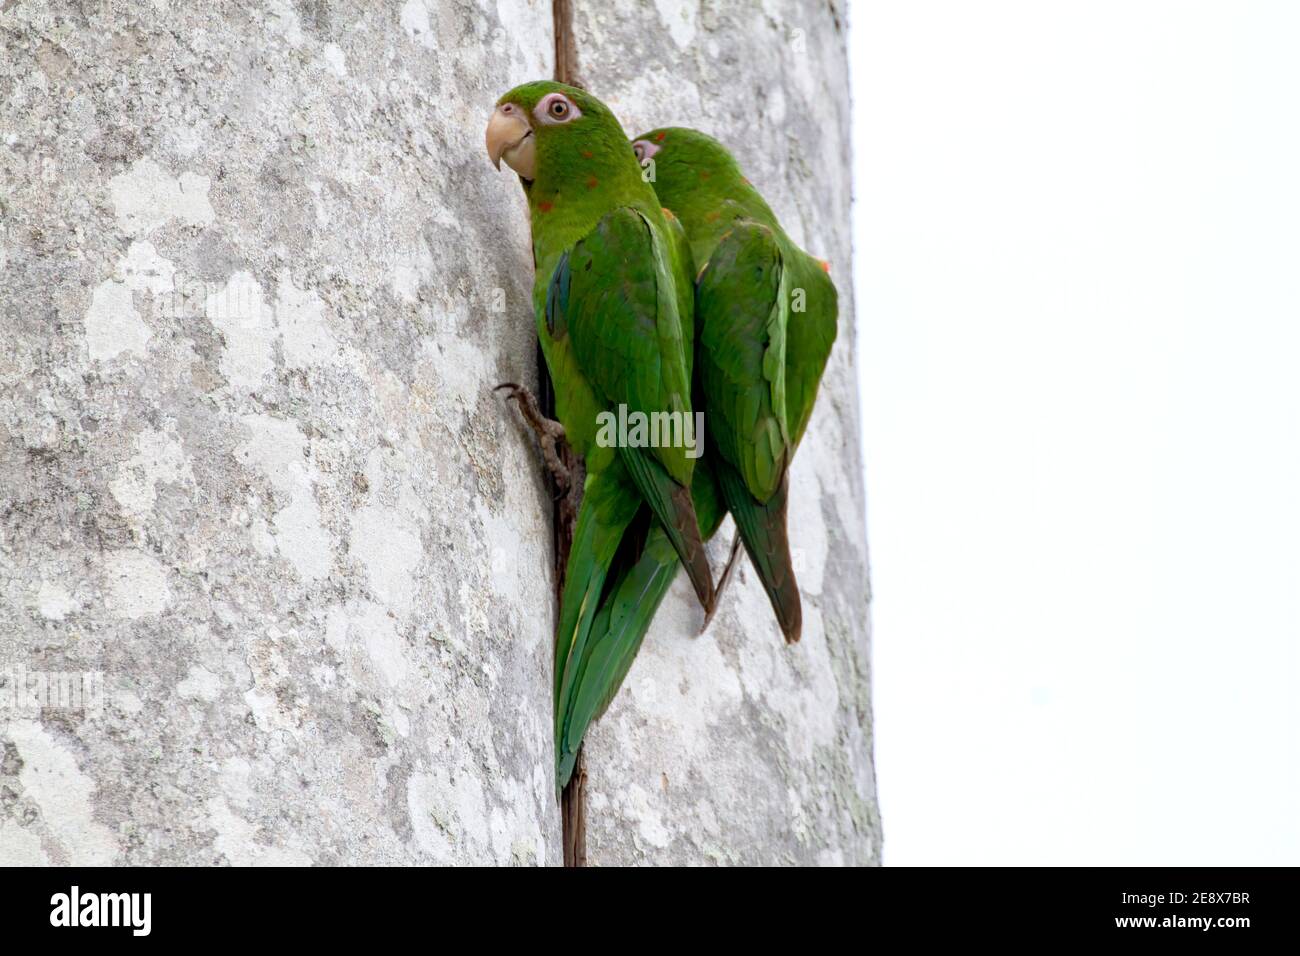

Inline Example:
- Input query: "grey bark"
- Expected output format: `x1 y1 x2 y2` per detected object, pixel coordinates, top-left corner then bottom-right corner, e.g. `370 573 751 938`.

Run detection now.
0 0 877 866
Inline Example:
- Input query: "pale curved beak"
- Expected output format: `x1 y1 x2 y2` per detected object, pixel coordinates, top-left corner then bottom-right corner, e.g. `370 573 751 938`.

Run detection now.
486 108 535 179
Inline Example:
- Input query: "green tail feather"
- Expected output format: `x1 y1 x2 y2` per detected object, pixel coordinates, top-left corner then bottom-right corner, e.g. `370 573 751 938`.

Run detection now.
619 445 715 611
554 458 728 789
553 465 639 735
716 460 802 643
556 529 679 788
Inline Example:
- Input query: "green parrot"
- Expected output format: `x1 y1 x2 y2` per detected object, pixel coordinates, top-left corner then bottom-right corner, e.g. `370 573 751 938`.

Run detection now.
629 127 839 644
486 83 717 788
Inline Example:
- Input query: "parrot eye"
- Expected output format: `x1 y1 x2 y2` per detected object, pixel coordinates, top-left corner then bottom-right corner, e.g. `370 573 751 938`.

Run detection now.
631 139 661 163
535 93 582 125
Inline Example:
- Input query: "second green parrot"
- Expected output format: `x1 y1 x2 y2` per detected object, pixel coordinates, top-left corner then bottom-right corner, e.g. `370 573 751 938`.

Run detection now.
631 127 839 644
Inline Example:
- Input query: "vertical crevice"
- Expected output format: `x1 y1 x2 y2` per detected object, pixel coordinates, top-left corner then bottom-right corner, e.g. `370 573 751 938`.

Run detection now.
550 0 586 868
553 0 585 91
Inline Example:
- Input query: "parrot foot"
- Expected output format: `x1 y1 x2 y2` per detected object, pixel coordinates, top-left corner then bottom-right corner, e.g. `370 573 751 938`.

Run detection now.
495 382 573 489
699 531 743 635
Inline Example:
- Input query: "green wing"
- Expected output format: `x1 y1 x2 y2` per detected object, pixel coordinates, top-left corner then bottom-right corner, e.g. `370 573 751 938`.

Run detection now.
550 206 714 610
695 221 837 643
697 220 791 503
781 252 838 451
559 206 694 485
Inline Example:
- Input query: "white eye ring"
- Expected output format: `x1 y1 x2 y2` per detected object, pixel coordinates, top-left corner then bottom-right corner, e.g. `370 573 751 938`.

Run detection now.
632 139 662 163
535 93 582 125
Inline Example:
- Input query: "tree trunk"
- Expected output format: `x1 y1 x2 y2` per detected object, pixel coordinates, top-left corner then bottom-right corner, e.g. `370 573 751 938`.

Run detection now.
0 0 878 866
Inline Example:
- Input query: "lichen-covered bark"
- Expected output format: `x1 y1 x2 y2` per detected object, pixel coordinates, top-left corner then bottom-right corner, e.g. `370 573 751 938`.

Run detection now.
0 0 560 865
572 0 880 865
0 0 877 867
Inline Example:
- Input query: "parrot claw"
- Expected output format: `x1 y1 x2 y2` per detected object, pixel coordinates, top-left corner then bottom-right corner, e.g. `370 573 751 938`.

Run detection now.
495 382 573 489
699 531 743 636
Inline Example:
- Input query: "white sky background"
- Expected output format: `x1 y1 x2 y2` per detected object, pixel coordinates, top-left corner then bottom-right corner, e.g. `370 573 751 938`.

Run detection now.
849 1 1300 864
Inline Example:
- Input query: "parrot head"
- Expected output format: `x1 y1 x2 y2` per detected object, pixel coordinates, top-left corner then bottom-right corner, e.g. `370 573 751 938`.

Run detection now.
630 127 746 209
486 81 638 194
630 126 781 258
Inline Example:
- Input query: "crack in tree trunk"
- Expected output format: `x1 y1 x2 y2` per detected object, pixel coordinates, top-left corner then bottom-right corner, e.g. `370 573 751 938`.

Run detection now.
542 341 586 868
553 0 585 92
551 0 586 868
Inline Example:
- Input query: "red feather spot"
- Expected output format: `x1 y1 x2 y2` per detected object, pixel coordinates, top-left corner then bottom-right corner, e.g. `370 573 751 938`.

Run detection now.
705 210 720 222
818 258 831 273
585 176 598 190
654 131 666 142
699 169 710 179
661 207 676 220
539 200 554 213
581 150 593 159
